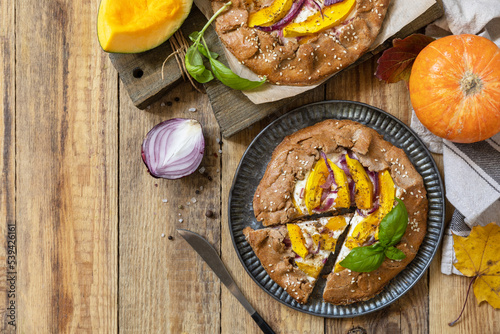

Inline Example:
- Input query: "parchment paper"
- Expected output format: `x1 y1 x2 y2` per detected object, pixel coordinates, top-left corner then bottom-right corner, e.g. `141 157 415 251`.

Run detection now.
195 0 437 104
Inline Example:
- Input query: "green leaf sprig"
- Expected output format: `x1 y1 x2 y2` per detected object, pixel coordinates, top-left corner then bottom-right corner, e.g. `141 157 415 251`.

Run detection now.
185 2 266 90
339 198 409 272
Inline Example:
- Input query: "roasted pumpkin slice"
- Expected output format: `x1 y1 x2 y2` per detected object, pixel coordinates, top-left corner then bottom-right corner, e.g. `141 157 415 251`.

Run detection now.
283 0 356 38
331 163 350 208
248 0 294 27
377 170 396 220
345 154 373 210
344 212 379 249
287 224 309 259
296 262 323 279
305 157 350 213
304 158 329 214
321 216 347 251
97 0 193 53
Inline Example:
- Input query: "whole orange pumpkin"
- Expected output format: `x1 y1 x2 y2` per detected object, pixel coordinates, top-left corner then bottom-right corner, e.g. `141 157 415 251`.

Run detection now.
409 34 500 143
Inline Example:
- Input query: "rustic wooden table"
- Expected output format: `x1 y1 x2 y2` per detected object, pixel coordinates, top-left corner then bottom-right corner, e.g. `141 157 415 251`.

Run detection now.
1 1 499 333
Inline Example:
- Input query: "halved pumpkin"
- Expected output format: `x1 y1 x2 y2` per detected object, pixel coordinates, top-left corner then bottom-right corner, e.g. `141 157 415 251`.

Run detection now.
97 0 193 53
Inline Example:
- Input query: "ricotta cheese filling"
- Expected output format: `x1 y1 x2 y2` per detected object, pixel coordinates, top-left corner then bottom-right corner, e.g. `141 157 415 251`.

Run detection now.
292 215 351 280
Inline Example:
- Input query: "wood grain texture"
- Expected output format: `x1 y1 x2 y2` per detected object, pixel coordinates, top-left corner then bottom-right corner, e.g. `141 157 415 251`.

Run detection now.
0 0 15 332
220 85 325 334
118 81 222 333
15 0 118 332
5 0 500 331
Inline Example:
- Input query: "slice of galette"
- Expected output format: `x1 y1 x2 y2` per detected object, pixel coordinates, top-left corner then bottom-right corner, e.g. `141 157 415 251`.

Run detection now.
243 215 352 304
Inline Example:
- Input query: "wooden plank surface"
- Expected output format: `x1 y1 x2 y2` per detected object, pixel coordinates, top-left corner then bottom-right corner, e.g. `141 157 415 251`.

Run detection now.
118 82 222 333
14 0 118 332
0 0 15 332
3 0 500 333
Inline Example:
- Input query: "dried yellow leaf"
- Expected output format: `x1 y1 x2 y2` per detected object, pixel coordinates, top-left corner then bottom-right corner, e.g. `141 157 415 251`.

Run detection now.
453 222 500 309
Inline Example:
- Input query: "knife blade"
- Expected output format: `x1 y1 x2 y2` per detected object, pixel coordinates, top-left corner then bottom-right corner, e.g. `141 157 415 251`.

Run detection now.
177 229 275 334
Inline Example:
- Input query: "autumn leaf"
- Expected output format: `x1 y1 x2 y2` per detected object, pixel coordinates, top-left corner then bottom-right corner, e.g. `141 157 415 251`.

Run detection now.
449 223 500 326
375 34 435 84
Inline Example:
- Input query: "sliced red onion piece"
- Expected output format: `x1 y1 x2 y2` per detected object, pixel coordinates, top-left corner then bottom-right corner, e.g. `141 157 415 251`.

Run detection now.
304 231 314 251
314 197 336 213
324 0 345 6
311 239 321 254
356 208 366 217
320 151 337 188
308 0 324 19
283 237 292 248
141 118 205 179
367 169 380 202
339 154 356 204
255 0 306 32
363 235 376 247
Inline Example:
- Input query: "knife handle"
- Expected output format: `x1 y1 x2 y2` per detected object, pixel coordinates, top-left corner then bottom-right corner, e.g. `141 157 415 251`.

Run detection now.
251 312 275 334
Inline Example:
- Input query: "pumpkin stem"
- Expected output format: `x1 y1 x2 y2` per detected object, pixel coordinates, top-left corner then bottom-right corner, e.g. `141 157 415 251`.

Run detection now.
460 71 483 96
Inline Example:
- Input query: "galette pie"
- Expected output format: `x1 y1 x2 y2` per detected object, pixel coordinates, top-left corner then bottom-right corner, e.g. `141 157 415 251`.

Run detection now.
212 0 390 85
246 119 428 304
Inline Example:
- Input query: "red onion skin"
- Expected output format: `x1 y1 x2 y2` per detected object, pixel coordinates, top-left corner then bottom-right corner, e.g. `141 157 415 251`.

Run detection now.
324 0 345 6
141 118 205 179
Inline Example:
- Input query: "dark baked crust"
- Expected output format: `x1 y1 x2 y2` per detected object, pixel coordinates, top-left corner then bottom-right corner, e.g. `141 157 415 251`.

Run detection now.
212 0 390 85
243 226 316 304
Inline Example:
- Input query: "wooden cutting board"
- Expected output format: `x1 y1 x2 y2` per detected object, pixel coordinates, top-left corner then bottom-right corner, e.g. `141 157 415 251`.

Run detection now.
110 3 443 137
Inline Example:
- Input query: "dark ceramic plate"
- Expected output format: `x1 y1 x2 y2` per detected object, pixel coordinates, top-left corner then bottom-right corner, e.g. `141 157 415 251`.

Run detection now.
228 101 445 317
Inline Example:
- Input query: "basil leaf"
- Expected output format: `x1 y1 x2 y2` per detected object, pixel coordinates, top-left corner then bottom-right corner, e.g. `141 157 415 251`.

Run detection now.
209 58 266 90
185 45 214 83
197 43 219 59
385 246 406 260
378 198 409 247
339 245 386 273
189 31 201 43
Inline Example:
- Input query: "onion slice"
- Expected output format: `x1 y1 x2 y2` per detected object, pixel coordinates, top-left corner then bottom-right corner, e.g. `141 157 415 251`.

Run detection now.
255 0 306 32
141 118 205 179
324 0 345 6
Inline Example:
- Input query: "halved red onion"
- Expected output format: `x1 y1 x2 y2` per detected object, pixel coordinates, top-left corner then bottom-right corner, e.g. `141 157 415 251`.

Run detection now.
141 118 205 179
324 0 345 6
255 0 306 32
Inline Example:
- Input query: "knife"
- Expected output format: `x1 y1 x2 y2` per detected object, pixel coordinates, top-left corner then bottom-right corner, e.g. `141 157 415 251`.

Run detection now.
177 229 275 334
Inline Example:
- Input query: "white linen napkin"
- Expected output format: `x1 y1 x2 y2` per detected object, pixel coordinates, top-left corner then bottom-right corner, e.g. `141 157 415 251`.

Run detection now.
406 0 500 275
440 135 500 275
